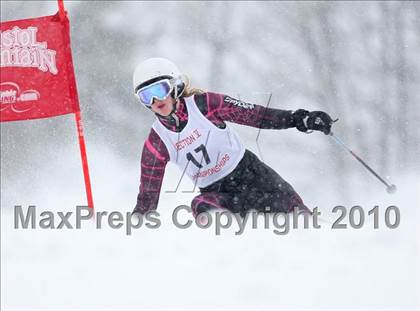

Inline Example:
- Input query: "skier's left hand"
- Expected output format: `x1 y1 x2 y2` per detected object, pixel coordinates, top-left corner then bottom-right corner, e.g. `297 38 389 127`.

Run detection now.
306 111 334 135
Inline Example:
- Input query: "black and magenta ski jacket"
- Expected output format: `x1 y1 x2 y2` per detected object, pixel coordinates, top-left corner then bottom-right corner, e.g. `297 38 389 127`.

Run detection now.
135 92 298 214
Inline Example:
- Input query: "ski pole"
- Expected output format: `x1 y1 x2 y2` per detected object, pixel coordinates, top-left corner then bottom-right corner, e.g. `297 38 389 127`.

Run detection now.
329 132 397 194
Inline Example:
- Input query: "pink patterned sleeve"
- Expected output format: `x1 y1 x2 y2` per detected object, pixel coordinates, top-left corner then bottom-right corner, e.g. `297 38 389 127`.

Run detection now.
203 92 296 129
133 128 170 214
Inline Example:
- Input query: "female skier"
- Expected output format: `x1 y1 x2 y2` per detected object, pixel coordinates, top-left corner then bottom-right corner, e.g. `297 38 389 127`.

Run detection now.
132 58 333 218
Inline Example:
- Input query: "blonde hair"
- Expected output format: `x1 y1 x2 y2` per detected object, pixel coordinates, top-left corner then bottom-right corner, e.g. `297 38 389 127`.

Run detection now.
181 75 205 97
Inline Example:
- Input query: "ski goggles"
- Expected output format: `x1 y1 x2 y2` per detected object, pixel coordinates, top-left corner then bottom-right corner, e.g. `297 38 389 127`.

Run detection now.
136 79 173 108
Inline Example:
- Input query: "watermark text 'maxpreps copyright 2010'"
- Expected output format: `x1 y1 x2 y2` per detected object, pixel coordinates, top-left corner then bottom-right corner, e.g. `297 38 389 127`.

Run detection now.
13 205 400 236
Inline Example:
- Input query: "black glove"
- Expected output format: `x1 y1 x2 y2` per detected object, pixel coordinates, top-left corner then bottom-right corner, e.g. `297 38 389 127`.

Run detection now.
292 109 333 135
306 111 333 135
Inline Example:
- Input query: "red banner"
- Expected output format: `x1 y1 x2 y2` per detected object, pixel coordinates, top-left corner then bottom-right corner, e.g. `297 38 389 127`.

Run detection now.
1 12 79 122
1 3 94 209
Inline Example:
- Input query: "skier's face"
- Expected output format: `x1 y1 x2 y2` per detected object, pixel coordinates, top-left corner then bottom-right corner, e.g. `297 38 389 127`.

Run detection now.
151 96 176 116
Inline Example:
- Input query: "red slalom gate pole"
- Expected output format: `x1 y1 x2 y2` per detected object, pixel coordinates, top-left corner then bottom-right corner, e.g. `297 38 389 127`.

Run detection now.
58 0 94 209
75 111 95 209
58 0 65 18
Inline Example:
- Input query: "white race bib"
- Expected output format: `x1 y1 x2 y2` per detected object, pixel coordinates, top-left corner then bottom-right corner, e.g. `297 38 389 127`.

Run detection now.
152 96 245 188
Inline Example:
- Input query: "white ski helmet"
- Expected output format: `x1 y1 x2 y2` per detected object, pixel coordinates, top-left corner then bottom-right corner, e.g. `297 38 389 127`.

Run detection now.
133 57 182 93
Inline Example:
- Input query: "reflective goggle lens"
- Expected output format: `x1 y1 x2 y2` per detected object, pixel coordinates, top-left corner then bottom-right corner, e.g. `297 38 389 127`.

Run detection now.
136 80 172 107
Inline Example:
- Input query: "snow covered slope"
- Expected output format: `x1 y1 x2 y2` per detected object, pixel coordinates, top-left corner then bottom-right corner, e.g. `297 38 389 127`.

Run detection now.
1 143 418 311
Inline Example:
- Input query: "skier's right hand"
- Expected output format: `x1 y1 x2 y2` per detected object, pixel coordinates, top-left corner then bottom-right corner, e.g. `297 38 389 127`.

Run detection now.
306 111 334 135
293 109 334 135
